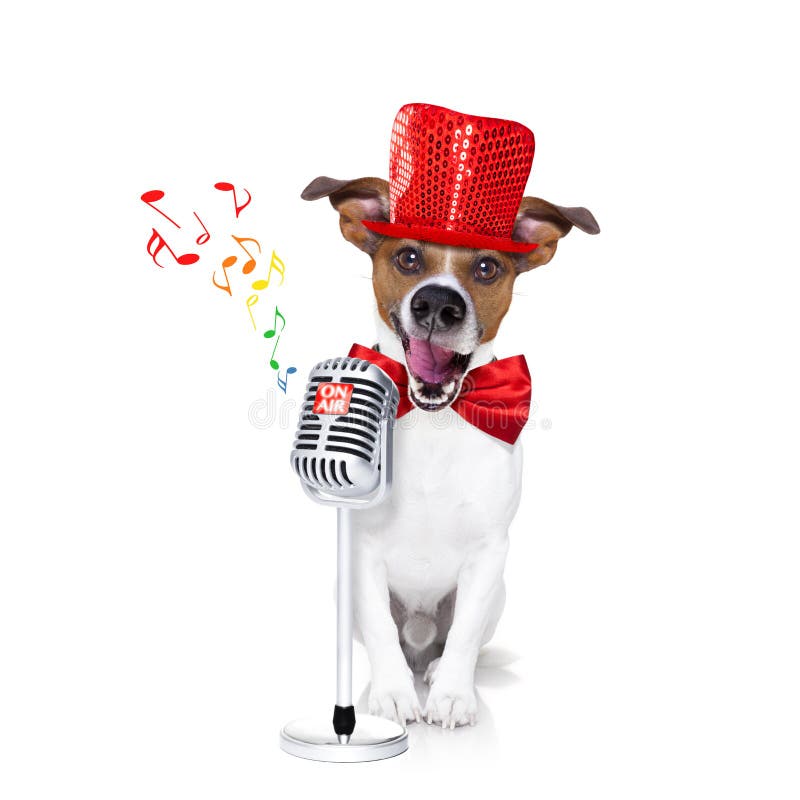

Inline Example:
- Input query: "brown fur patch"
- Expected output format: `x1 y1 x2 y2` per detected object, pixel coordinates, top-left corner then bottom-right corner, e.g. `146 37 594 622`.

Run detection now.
371 239 519 342
301 175 599 347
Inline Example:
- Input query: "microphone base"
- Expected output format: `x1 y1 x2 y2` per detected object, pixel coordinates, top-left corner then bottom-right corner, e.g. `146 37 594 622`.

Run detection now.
279 714 408 762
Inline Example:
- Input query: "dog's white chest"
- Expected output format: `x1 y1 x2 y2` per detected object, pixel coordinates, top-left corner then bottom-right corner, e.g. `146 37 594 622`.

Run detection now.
353 407 523 605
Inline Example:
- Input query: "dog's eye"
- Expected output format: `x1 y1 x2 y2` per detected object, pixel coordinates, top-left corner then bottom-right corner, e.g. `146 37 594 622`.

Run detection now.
474 257 501 283
394 247 422 273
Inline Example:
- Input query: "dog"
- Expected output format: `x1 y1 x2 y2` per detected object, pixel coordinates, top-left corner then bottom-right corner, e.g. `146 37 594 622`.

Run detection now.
301 105 599 729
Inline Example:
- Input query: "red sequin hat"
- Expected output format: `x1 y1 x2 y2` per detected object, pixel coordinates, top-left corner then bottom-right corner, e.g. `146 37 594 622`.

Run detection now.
362 103 538 254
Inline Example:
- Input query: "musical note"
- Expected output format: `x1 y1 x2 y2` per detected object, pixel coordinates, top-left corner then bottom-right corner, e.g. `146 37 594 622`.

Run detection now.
263 306 286 338
267 340 281 370
278 366 297 393
215 234 262 284
146 229 199 268
231 235 261 274
212 255 236 295
214 181 252 217
141 190 180 228
263 306 287 369
251 250 286 291
246 294 259 330
194 212 210 245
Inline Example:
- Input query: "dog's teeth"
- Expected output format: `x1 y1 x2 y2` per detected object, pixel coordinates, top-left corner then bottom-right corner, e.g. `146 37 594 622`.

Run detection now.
443 381 455 393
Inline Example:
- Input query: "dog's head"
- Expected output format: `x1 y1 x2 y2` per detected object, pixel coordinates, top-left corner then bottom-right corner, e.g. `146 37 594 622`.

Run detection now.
302 176 599 412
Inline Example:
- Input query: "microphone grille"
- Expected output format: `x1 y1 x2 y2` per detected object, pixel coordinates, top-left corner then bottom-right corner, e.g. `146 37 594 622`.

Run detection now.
290 356 399 498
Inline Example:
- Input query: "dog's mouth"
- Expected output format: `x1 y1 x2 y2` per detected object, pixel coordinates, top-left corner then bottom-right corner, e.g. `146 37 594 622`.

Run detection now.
391 314 472 411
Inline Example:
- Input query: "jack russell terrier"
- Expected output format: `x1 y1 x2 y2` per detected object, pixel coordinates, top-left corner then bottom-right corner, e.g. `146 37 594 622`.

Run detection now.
301 103 599 729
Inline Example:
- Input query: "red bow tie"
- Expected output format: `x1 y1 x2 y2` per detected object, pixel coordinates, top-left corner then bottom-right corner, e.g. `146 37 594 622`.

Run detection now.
348 343 532 445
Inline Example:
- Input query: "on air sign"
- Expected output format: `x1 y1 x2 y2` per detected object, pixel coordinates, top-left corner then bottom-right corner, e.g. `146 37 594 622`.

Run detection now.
313 382 354 415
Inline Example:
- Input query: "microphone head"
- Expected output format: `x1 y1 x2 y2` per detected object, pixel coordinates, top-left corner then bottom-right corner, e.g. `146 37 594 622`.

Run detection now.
290 356 400 506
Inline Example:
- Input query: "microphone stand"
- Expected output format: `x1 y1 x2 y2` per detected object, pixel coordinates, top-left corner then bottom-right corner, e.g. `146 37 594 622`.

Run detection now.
334 507 354 744
279 503 408 762
280 364 407 762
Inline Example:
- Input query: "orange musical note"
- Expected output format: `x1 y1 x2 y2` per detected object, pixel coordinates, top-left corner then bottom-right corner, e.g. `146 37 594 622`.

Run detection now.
278 366 297 393
231 235 262 274
216 235 262 281
246 294 259 330
214 181 252 217
251 250 286 291
141 190 180 228
146 229 199 268
264 306 286 370
212 255 236 295
194 212 210 245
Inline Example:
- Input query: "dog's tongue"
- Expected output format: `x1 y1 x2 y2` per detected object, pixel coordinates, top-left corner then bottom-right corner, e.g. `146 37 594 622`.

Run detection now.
406 336 456 384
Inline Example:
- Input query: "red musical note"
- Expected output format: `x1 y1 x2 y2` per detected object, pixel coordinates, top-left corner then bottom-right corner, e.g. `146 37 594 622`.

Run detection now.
146 229 199 268
214 181 252 217
251 250 286 291
194 212 210 245
140 190 180 229
213 255 236 295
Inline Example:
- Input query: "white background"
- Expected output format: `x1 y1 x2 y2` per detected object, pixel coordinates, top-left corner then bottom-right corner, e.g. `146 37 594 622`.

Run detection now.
1 1 798 797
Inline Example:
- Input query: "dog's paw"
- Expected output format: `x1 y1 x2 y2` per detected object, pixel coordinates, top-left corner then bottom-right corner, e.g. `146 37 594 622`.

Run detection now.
424 676 477 729
368 671 422 725
423 657 441 685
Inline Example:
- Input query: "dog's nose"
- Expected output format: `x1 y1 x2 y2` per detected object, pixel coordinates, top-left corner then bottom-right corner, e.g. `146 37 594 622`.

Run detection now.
410 285 466 332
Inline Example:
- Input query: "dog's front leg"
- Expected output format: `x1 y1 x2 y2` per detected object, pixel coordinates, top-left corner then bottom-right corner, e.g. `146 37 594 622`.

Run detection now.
354 541 422 725
424 535 509 728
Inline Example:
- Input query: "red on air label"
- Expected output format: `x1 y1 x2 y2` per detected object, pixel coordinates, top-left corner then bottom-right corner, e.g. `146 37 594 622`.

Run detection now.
313 382 354 415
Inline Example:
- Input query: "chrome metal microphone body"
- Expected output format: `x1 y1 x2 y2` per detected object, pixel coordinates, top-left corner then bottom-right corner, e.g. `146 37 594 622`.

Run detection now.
290 355 400 508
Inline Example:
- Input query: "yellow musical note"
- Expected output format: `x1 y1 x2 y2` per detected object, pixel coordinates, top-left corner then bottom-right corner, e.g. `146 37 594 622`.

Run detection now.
251 250 286 291
246 294 259 330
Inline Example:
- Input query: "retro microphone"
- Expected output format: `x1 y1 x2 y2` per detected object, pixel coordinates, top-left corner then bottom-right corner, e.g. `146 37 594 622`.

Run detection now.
279 355 409 763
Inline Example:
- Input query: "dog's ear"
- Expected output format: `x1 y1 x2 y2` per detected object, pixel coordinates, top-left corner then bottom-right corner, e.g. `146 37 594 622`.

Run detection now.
301 176 390 255
512 197 600 273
